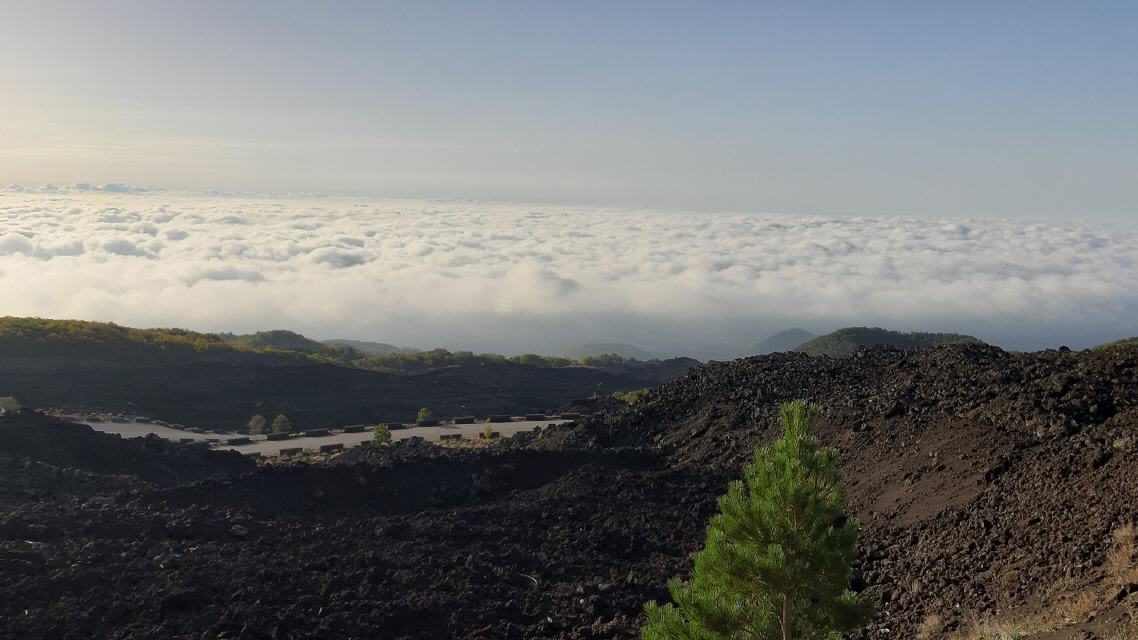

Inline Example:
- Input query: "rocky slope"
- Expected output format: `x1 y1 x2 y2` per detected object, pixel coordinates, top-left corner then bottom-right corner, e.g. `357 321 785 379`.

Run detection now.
575 344 1138 637
1 344 1136 639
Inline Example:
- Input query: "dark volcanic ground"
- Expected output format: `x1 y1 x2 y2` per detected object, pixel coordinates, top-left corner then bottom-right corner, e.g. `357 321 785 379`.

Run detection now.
0 358 695 429
2 344 1138 639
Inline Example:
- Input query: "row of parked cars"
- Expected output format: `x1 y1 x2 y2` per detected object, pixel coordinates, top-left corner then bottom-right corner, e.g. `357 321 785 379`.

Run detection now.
222 413 584 448
56 412 190 429
49 410 586 455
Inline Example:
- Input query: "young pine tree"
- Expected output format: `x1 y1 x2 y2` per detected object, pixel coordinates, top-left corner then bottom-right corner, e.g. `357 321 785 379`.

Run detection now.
270 414 292 434
642 400 868 640
372 423 392 445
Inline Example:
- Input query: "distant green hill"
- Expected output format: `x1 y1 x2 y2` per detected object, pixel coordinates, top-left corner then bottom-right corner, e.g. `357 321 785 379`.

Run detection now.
0 316 231 352
0 316 314 369
1095 336 1138 350
743 328 817 356
222 330 339 355
0 316 251 356
794 327 984 358
322 339 417 357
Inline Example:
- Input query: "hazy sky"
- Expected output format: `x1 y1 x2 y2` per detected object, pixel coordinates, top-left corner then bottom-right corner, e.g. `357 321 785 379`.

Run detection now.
2 1 1136 217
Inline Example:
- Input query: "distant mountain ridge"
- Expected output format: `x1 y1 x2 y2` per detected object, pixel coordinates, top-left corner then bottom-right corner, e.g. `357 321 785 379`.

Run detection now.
0 317 681 372
794 327 984 358
0 317 697 427
743 328 817 356
562 343 658 361
322 339 419 357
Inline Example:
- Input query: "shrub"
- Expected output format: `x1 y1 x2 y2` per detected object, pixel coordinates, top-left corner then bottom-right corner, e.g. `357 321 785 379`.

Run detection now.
1107 523 1138 586
612 388 647 404
510 353 576 368
482 423 494 440
642 400 869 640
0 396 21 413
247 414 266 435
416 407 431 424
580 352 629 367
372 423 392 445
917 614 943 639
270 414 292 434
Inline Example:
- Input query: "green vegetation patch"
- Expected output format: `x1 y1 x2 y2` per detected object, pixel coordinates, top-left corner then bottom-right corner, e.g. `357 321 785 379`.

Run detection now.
0 316 669 375
1095 337 1138 350
612 388 648 404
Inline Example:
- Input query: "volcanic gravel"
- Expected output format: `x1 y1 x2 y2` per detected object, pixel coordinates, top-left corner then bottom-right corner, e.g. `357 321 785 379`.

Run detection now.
2 344 1138 639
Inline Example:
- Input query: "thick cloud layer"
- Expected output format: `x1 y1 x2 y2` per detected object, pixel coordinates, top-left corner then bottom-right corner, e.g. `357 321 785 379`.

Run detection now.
1 189 1135 356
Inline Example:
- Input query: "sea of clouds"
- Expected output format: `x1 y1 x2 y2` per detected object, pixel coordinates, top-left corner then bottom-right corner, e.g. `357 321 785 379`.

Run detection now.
1 187 1136 356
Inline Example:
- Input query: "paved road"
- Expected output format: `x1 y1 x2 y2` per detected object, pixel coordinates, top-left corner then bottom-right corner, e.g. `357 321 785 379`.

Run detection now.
78 420 229 441
79 418 567 456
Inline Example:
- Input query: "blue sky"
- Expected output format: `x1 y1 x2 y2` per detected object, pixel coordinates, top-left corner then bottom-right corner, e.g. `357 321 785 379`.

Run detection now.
2 1 1136 217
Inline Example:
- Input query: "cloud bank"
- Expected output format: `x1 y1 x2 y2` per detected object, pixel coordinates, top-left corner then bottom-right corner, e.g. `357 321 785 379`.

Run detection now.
1 189 1135 356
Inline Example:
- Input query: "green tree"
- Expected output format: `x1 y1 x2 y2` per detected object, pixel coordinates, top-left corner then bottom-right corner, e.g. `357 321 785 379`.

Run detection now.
270 414 292 434
248 414 267 435
372 423 392 444
416 407 431 424
642 400 868 640
0 396 20 413
580 352 629 367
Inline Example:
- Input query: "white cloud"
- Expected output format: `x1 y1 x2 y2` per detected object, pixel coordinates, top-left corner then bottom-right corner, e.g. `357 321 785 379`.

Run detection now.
308 247 370 269
101 238 153 258
0 190 1136 355
190 267 266 284
0 233 36 256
